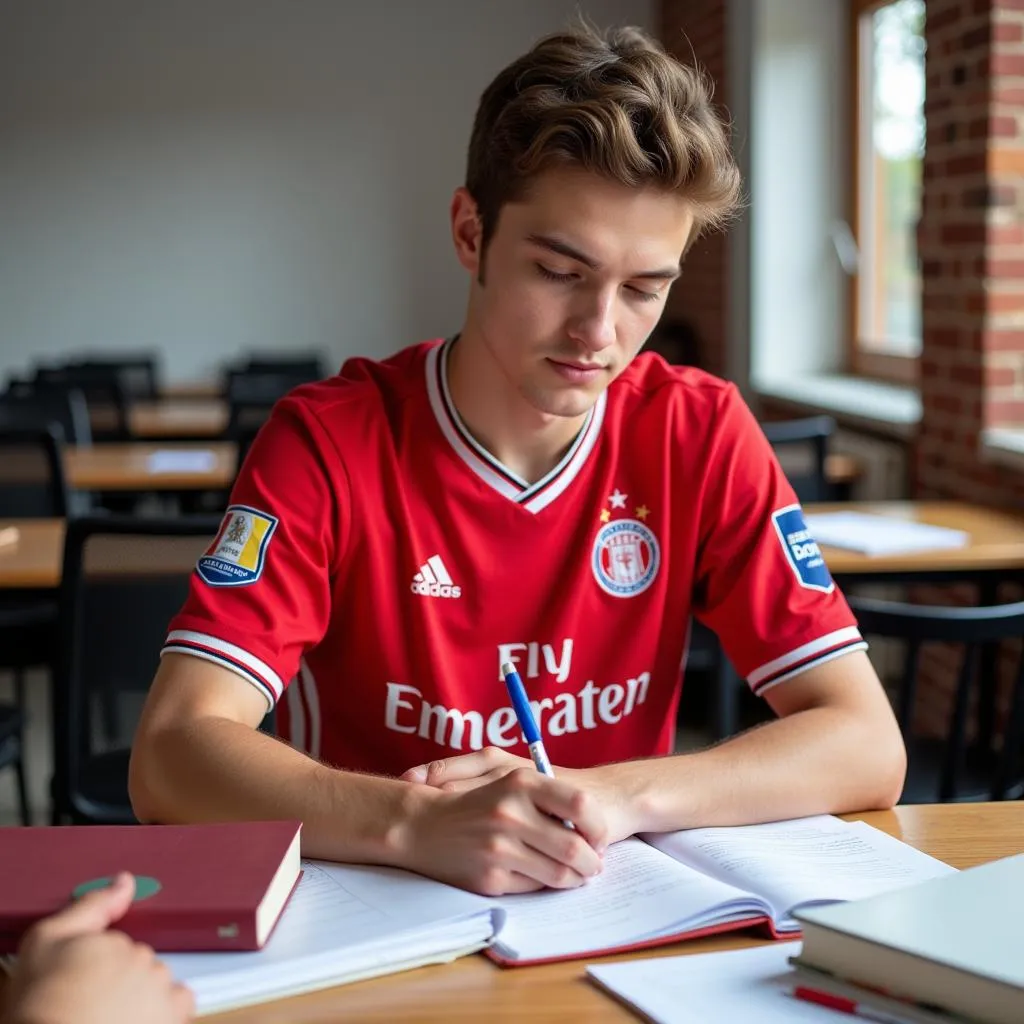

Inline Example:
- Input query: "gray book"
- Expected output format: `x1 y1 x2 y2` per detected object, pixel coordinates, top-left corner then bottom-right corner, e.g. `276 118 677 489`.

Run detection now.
793 853 1024 1024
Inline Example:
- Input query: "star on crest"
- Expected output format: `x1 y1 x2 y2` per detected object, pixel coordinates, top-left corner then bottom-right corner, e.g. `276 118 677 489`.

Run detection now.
635 505 650 521
599 509 611 523
608 489 628 509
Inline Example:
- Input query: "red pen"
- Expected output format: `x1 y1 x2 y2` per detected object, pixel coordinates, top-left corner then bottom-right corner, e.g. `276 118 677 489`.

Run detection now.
792 985 915 1024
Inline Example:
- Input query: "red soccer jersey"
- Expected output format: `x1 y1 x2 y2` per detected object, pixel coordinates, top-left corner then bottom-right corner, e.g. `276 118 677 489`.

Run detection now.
164 339 865 775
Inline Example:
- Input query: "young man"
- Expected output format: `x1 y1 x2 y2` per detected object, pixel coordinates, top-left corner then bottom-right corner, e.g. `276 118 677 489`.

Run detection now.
4 874 194 1024
130 23 906 897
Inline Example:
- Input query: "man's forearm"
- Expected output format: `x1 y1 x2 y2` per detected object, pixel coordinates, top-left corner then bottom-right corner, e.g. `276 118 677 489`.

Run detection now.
128 716 424 864
587 705 906 835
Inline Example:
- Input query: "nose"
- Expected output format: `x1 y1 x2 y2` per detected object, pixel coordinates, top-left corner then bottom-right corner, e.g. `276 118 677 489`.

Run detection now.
567 288 617 353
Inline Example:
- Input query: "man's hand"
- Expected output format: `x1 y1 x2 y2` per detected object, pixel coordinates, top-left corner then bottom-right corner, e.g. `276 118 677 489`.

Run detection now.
390 765 609 896
6 873 195 1024
402 747 642 848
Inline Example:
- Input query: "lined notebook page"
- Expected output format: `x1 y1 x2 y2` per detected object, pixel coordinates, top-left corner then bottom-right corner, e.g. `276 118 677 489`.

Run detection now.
493 838 760 961
644 816 955 929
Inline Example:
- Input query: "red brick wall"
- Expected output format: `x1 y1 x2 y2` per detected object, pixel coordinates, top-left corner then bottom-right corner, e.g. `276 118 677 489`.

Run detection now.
918 0 1024 503
914 0 1024 741
659 0 730 378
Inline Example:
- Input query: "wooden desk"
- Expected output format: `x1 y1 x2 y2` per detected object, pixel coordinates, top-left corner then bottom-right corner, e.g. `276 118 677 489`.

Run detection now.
0 519 64 589
65 443 237 491
160 380 222 400
191 803 1015 1022
806 500 1024 580
129 399 228 439
0 804 1014 1022
824 452 859 488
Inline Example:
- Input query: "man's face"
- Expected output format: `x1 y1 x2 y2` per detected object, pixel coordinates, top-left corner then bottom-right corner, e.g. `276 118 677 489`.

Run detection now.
453 167 695 420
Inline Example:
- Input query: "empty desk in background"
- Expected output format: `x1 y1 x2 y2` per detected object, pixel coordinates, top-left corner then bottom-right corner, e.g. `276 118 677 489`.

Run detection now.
127 399 229 439
158 380 222 400
807 500 1024 583
0 519 64 590
65 442 238 492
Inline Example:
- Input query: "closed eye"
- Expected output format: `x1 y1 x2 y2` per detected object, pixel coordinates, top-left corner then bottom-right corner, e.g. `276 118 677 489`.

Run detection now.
625 285 662 302
536 264 577 283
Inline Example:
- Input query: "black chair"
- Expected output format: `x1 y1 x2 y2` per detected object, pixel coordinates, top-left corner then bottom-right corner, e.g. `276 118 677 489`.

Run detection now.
0 609 30 825
73 354 159 400
241 355 325 382
0 425 69 519
224 371 304 464
33 366 131 442
762 415 838 503
0 427 69 824
52 514 223 824
0 387 92 446
848 594 1024 803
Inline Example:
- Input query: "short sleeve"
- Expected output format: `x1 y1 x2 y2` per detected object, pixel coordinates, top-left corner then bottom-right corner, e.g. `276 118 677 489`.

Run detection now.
691 387 866 696
162 399 345 709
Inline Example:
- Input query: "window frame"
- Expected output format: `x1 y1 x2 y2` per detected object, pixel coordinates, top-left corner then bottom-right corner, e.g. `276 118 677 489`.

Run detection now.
847 0 922 386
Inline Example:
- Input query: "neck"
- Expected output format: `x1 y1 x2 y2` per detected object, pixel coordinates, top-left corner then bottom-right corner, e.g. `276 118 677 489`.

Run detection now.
445 329 588 485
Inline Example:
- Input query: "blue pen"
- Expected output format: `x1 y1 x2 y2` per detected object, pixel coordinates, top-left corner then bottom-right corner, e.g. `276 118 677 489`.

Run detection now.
501 662 575 831
501 661 556 776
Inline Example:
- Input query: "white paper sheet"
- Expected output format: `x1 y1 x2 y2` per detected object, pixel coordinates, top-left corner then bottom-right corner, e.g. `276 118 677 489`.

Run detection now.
146 450 218 474
587 943 898 1023
804 511 968 557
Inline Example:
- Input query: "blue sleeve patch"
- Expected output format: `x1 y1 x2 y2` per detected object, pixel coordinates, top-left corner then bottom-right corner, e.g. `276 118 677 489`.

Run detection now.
771 505 834 593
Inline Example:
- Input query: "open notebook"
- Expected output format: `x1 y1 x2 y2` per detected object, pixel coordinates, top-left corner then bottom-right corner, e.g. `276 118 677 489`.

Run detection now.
486 815 953 965
160 815 951 1013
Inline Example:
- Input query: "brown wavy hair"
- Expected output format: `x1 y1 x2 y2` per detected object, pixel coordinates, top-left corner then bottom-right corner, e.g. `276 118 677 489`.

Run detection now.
466 22 741 253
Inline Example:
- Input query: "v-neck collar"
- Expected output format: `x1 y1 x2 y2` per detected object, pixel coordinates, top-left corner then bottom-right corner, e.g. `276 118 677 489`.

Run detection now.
424 337 606 514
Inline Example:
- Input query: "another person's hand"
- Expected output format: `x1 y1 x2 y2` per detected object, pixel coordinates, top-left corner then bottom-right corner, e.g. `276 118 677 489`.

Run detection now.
403 747 643 846
5 872 195 1024
392 763 608 895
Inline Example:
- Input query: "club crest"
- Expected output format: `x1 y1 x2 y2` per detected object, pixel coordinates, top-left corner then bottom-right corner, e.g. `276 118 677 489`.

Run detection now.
592 518 660 598
196 505 278 586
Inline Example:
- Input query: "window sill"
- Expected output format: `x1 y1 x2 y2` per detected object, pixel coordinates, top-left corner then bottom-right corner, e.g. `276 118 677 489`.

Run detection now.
982 427 1024 473
753 374 920 439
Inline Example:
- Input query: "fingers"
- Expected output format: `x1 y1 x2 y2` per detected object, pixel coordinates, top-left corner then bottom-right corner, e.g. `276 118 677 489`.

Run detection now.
403 747 514 786
171 981 197 1020
34 872 137 942
517 770 609 854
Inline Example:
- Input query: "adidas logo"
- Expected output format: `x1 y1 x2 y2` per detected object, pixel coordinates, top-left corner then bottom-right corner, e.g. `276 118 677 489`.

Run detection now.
411 555 462 599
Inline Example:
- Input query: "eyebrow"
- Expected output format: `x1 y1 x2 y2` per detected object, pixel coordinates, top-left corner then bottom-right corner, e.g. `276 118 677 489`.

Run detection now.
526 233 681 281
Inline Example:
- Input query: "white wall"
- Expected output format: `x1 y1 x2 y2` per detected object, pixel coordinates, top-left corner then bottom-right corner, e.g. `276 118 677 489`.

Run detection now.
0 0 653 383
741 0 850 389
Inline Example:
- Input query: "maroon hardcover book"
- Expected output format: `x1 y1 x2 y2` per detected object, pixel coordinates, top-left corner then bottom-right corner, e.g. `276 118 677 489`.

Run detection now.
0 820 302 954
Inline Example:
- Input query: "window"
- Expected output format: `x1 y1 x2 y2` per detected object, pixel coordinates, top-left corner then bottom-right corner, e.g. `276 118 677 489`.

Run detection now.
850 0 925 383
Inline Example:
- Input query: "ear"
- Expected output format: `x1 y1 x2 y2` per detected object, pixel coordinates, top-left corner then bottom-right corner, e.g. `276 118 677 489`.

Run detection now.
450 187 484 276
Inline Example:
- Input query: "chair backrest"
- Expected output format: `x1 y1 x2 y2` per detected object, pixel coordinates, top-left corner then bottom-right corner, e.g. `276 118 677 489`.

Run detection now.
0 426 69 517
33 365 131 441
53 514 223 823
0 387 92 445
848 594 1024 801
224 370 306 443
243 355 325 382
74 355 159 400
762 415 836 503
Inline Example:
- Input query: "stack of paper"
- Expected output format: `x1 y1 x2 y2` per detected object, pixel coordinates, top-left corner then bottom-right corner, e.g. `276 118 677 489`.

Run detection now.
160 861 501 1016
587 944 938 1023
804 511 969 557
